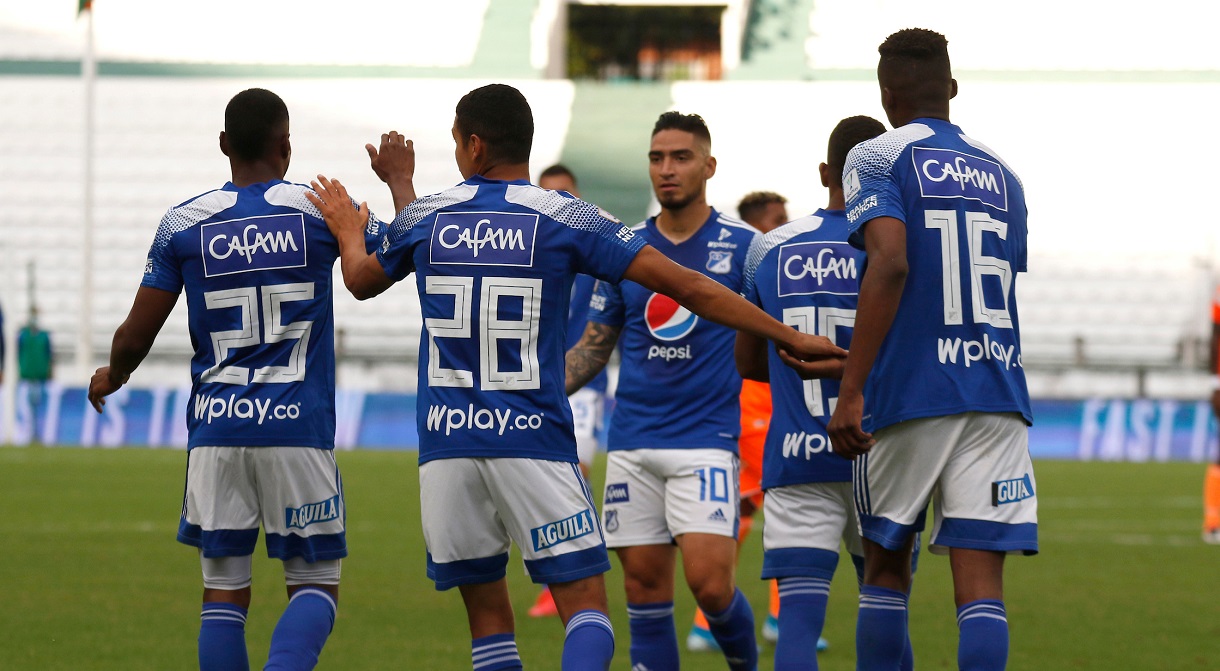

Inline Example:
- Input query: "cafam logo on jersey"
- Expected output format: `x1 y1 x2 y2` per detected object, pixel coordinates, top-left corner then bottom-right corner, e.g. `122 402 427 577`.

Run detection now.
912 147 1008 212
778 242 859 297
201 213 307 278
429 211 538 267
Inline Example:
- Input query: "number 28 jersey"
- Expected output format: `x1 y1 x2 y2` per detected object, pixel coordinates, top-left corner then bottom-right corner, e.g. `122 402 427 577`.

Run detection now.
142 180 383 451
843 118 1032 432
376 175 647 464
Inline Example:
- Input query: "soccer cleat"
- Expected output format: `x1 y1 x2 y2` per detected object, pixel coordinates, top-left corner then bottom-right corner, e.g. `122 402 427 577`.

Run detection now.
817 636 829 652
1204 528 1220 545
685 626 721 653
762 615 779 643
528 587 559 618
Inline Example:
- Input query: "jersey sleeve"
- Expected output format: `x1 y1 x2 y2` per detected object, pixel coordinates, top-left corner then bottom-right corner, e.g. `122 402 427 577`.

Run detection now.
586 278 625 328
356 198 388 255
140 210 184 294
842 139 907 250
566 208 648 284
740 233 767 306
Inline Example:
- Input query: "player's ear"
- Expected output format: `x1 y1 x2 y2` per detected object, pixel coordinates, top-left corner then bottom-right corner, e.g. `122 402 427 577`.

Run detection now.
949 78 959 100
279 133 291 160
818 162 831 189
219 131 230 157
705 154 717 179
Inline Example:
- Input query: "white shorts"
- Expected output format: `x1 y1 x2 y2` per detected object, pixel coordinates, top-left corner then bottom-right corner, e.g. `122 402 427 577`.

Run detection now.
178 446 346 562
762 482 862 580
419 458 609 590
854 412 1038 555
601 448 740 548
569 388 604 466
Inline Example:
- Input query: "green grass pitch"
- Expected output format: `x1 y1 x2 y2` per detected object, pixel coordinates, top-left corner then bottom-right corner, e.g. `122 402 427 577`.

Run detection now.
1 446 1216 669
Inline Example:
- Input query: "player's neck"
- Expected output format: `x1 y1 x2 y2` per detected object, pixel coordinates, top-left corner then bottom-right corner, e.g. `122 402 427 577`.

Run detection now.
474 162 530 183
892 105 950 128
654 202 712 244
229 160 286 188
826 188 845 211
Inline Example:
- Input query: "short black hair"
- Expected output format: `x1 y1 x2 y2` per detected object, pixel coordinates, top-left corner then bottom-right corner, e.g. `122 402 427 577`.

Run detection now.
878 28 951 90
737 191 786 222
224 88 289 162
827 115 887 178
455 84 534 165
652 111 711 148
539 163 577 186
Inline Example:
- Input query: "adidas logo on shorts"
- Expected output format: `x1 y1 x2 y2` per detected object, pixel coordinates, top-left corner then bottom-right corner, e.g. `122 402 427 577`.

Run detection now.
707 508 728 523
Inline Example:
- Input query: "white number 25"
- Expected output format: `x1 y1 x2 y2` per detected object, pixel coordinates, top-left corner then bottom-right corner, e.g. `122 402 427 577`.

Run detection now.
200 282 314 385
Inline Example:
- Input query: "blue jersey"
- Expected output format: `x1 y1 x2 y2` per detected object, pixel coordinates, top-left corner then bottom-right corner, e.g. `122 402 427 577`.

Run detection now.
741 209 860 488
843 118 1032 432
376 175 646 464
568 274 608 394
589 209 756 452
142 180 384 451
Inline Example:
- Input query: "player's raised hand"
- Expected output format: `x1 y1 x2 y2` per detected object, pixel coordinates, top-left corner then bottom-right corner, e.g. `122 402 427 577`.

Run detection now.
87 366 128 414
827 390 874 460
307 175 369 243
367 131 415 185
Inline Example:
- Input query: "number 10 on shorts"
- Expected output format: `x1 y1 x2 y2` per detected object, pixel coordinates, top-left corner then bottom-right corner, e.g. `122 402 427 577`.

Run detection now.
696 467 730 503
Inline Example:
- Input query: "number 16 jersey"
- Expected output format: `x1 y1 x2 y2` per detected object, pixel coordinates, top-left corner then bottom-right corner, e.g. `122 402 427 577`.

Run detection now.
843 117 1032 433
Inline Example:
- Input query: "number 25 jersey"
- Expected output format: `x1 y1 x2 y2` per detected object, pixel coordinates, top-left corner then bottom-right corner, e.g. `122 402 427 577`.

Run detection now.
843 118 1032 433
142 180 383 451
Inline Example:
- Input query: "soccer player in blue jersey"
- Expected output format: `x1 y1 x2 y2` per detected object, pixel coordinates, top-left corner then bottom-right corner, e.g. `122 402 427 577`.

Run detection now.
87 88 412 671
565 111 765 671
827 29 1037 671
739 116 907 671
529 163 610 619
307 85 843 671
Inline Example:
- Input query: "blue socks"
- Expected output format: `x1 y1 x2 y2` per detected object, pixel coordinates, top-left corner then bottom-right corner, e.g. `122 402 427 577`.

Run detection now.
626 601 679 671
264 587 337 671
199 602 249 671
774 577 830 671
704 588 758 671
856 585 909 671
562 609 615 671
957 599 1008 671
472 633 523 671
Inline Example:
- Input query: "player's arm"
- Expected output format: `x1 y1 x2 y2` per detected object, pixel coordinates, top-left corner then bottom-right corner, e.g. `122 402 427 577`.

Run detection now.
622 246 846 364
307 175 395 300
88 287 178 412
826 216 908 458
366 131 417 214
565 321 621 395
734 331 768 382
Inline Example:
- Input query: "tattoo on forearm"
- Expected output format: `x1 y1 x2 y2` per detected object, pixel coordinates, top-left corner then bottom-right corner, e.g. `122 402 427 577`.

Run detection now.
565 322 619 395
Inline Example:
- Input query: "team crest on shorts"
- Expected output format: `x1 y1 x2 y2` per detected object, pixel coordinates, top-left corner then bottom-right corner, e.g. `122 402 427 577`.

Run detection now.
604 509 619 533
706 251 733 274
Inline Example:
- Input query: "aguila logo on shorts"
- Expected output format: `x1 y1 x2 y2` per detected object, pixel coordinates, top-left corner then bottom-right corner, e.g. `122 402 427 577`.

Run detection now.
285 495 340 529
201 214 307 278
913 147 1008 212
644 293 698 342
531 509 595 551
605 483 630 504
429 211 537 267
991 474 1034 506
778 242 858 297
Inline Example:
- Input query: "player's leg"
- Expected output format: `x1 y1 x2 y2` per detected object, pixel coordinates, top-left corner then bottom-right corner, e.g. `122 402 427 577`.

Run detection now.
668 450 756 671
602 450 680 671
420 458 521 671
492 459 614 671
932 413 1037 671
180 447 263 671
844 497 912 671
1204 456 1220 543
762 482 851 671
852 417 948 671
256 447 346 671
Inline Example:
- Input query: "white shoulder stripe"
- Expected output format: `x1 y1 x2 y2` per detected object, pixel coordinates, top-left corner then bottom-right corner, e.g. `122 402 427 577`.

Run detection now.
715 213 755 231
959 134 1024 190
